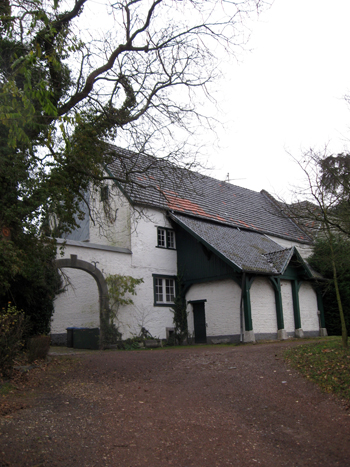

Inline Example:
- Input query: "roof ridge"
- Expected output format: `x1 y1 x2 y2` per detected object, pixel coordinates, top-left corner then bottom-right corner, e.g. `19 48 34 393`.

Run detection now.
107 146 314 245
260 190 314 243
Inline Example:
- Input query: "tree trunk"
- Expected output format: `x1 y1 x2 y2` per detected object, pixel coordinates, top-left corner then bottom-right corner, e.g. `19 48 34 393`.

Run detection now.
329 237 348 348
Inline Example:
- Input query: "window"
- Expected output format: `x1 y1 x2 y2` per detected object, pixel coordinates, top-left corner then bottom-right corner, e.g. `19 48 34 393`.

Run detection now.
153 276 176 305
157 227 176 249
100 186 109 202
167 230 176 249
157 228 166 247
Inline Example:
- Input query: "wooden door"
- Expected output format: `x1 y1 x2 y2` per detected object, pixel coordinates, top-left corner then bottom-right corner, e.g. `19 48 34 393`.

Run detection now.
193 302 207 344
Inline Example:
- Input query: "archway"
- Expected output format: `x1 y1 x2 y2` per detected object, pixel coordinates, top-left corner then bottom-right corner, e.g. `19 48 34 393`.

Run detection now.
55 254 109 347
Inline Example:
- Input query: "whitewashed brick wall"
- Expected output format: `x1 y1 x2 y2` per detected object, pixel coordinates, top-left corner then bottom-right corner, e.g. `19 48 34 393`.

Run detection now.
299 282 319 331
53 206 177 340
250 277 277 334
281 280 295 333
52 268 100 332
89 182 132 249
185 280 241 337
267 235 313 259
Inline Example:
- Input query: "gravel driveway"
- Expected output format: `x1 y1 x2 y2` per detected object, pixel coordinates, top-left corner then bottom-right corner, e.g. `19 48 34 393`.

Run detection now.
1 340 350 466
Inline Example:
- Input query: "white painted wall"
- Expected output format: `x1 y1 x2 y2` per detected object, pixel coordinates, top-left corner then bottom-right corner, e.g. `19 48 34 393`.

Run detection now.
130 208 177 273
117 302 174 340
120 208 177 339
53 206 177 340
281 280 295 333
185 279 241 337
52 242 132 334
89 183 131 249
250 277 277 335
53 194 320 341
299 282 319 332
267 235 313 259
52 268 100 332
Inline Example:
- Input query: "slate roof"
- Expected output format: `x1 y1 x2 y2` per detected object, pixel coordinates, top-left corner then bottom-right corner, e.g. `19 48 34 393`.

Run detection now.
107 146 313 244
170 213 296 274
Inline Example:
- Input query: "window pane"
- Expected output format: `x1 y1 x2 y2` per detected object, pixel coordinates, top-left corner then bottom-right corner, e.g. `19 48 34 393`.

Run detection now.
165 279 175 302
157 228 166 247
155 278 163 302
100 186 109 201
167 230 175 249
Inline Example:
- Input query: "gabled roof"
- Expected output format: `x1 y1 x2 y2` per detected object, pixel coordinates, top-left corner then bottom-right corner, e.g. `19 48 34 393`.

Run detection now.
171 213 293 274
107 146 313 244
170 213 318 277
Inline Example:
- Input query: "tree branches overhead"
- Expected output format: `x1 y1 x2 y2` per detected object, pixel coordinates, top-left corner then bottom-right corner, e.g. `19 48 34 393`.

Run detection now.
0 0 268 238
1 0 265 151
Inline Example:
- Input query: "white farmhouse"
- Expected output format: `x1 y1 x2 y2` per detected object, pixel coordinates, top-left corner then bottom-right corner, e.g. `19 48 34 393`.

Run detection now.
52 147 326 345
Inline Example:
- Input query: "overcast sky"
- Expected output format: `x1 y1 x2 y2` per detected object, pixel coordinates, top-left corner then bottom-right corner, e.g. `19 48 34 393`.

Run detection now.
210 0 350 200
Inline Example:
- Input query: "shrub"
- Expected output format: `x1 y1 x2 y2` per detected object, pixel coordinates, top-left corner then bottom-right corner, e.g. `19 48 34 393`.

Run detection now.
102 274 143 347
0 303 28 377
100 315 122 347
27 335 51 363
0 239 62 336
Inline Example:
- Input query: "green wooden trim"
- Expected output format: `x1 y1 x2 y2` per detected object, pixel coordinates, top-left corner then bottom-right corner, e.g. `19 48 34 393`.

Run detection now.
316 287 325 328
270 277 284 330
291 280 301 329
152 274 176 278
170 216 242 273
292 248 314 279
243 276 253 331
183 274 242 290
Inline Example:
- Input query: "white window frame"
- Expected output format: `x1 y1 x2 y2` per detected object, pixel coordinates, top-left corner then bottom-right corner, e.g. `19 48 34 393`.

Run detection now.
157 227 176 249
153 275 176 306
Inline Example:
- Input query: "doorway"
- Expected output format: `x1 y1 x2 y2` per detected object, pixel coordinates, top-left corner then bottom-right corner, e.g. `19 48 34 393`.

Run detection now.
193 301 207 344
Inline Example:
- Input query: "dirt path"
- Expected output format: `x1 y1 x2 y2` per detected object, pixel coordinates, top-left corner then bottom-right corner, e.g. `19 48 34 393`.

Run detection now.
1 341 350 466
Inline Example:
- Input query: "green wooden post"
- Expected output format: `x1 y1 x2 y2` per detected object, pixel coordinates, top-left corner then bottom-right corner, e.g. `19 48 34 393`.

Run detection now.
243 276 253 331
316 287 326 328
270 278 284 330
291 280 302 330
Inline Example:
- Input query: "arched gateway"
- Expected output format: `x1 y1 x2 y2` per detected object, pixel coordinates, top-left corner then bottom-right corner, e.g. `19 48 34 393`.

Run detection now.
55 254 109 348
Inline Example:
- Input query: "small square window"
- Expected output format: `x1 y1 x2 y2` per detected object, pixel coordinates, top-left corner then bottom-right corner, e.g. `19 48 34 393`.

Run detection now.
100 186 109 201
157 227 176 249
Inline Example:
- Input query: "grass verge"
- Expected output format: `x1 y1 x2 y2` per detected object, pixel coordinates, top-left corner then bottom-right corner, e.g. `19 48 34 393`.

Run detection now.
284 336 350 402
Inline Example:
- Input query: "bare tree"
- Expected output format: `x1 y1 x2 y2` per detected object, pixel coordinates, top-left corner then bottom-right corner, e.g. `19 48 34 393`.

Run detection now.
285 150 348 348
1 0 269 320
1 0 269 228
3 0 267 156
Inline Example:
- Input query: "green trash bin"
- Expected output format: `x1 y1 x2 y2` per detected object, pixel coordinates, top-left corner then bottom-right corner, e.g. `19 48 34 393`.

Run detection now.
66 327 75 348
67 327 100 350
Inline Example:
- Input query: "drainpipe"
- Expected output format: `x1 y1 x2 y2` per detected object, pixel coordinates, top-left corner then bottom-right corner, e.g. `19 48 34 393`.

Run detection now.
240 273 246 342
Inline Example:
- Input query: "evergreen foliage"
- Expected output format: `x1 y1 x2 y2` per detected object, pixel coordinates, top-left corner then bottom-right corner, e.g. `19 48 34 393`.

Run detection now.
0 0 264 335
288 150 350 347
309 236 350 336
0 303 29 377
170 277 188 345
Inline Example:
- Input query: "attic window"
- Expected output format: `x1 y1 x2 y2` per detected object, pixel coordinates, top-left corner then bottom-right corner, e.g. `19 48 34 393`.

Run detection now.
100 186 109 202
157 227 176 249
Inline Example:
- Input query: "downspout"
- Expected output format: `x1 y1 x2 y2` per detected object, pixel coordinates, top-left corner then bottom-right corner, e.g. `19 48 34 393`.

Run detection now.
240 273 246 342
